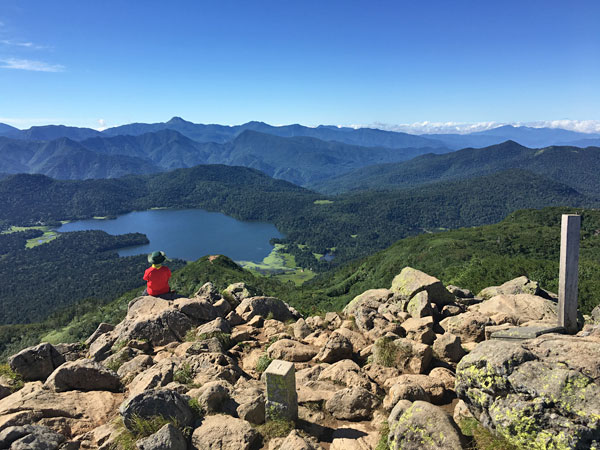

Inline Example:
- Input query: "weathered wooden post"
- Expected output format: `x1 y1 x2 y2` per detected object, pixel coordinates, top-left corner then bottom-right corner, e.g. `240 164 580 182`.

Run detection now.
558 214 581 334
265 359 298 421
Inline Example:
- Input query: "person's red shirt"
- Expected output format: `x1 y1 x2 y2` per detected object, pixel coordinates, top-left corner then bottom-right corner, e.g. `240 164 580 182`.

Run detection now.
143 265 171 296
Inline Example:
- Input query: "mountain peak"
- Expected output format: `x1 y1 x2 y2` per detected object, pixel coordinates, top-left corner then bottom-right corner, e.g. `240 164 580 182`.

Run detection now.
167 116 191 125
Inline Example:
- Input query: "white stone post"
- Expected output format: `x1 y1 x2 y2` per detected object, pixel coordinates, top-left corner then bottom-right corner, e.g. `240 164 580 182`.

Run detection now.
558 214 581 334
265 359 298 421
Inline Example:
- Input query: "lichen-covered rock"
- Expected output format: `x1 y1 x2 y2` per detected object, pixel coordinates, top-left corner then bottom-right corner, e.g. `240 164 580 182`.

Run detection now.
456 335 600 449
191 414 259 450
317 359 378 393
44 359 121 392
387 400 465 450
8 343 65 382
193 380 231 413
136 423 187 450
406 291 433 318
390 267 455 306
325 387 380 420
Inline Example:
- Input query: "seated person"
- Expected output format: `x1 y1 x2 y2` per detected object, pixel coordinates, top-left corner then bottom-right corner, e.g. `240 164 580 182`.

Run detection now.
143 251 172 299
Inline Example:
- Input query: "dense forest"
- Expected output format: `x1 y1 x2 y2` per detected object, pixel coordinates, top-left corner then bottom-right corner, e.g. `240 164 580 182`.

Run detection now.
0 230 185 324
2 206 599 361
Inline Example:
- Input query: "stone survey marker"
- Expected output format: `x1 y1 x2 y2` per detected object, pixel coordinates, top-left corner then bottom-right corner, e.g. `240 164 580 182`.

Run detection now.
265 359 298 421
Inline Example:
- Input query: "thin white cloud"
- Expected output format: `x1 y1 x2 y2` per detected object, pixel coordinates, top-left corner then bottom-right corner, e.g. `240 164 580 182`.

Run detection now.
97 119 108 131
366 120 600 135
0 57 64 72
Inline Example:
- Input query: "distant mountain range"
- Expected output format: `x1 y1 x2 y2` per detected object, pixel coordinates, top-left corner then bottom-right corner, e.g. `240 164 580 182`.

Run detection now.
1 117 599 186
312 140 600 198
0 129 446 185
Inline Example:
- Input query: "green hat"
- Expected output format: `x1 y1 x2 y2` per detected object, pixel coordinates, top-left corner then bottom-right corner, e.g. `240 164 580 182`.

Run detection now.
148 251 166 264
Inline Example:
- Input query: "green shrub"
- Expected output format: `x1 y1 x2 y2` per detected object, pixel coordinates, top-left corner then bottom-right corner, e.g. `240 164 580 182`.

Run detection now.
374 337 411 367
188 397 204 418
460 418 518 450
255 354 273 373
375 421 389 450
112 415 182 450
184 329 197 342
0 364 23 392
257 419 294 441
173 363 194 385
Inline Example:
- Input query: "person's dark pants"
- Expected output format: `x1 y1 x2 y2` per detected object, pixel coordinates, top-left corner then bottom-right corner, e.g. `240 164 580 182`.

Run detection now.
142 289 177 300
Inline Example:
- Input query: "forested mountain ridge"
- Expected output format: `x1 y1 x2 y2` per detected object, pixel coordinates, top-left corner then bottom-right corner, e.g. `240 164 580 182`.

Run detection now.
312 140 600 196
0 166 596 267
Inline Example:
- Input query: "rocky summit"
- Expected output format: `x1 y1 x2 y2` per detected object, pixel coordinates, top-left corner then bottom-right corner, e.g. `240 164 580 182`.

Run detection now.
0 268 599 449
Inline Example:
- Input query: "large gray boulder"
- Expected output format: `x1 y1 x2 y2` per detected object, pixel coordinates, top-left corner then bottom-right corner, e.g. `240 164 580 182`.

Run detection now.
390 267 455 306
267 339 318 362
191 414 259 450
136 423 187 450
174 297 218 323
235 296 298 322
325 387 380 420
387 400 465 450
120 389 194 431
8 343 65 382
44 359 121 392
343 289 392 331
316 333 353 363
470 293 557 324
0 425 66 450
456 334 600 449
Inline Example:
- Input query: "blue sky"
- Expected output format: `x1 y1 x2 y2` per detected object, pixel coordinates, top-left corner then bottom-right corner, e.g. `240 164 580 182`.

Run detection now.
1 0 599 132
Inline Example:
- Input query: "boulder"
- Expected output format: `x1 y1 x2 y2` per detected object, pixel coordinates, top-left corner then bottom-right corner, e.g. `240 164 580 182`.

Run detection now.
213 299 232 317
446 285 474 299
401 316 435 345
456 334 600 449
433 333 466 364
194 380 231 413
235 296 297 322
0 382 123 436
471 293 557 324
117 355 154 379
387 400 465 450
119 389 194 431
127 359 177 397
330 423 379 450
277 429 322 450
343 289 391 331
390 267 454 306
0 424 65 450
85 322 115 346
136 423 187 450
44 360 121 392
293 318 311 340
232 385 265 425
194 281 222 302
315 333 353 363
8 343 65 382
324 312 342 329
384 374 447 405
191 414 259 450
332 328 369 354
196 317 231 336
174 297 217 322
267 339 318 362
317 359 378 393
406 291 433 318
53 342 86 362
325 387 380 420
383 383 430 410
185 352 243 385
223 282 256 306
477 276 549 300
439 311 490 343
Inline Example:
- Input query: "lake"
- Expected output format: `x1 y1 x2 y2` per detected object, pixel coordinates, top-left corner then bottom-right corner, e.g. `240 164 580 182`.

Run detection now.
56 209 284 262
